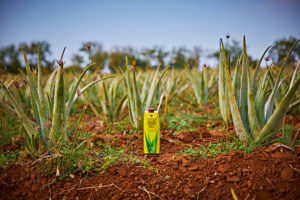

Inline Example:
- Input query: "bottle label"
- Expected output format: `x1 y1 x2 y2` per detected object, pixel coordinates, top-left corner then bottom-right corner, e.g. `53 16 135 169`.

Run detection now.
144 111 160 154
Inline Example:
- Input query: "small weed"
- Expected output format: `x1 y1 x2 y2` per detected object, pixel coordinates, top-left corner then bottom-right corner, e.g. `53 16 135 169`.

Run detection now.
273 125 297 147
96 141 124 171
206 120 216 131
168 119 191 131
0 110 24 146
179 140 253 159
0 150 20 168
126 155 159 173
161 112 206 131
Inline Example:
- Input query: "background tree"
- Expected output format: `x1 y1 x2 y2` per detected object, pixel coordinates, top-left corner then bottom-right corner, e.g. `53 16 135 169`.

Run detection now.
0 44 21 73
109 47 135 72
71 54 84 66
141 47 168 68
187 46 202 69
19 41 52 70
0 41 52 73
155 47 168 68
269 36 300 65
171 47 188 69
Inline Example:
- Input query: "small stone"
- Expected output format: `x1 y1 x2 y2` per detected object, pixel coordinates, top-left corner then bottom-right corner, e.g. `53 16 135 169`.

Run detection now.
237 167 242 176
226 176 240 182
218 164 229 173
188 165 199 171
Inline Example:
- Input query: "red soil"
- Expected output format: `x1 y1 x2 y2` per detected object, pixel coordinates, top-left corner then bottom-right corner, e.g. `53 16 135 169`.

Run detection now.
1 127 300 200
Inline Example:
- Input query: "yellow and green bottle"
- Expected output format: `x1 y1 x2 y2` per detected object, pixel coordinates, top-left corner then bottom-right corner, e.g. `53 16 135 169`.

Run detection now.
144 108 160 155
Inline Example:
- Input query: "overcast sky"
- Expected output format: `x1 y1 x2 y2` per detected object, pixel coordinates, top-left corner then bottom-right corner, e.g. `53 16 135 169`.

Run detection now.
0 0 299 66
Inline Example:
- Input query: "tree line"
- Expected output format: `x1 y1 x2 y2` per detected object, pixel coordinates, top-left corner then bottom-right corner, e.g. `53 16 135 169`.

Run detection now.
0 36 299 73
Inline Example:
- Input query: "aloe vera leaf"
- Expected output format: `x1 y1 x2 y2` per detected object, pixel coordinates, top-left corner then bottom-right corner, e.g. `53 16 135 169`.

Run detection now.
44 68 57 94
264 40 299 123
102 79 109 105
252 46 271 93
46 93 53 116
264 79 282 121
49 48 66 144
247 65 261 139
0 82 35 142
145 66 170 111
0 101 17 117
73 77 113 104
100 78 110 115
99 80 108 115
203 67 209 104
140 73 149 104
156 90 165 112
37 46 47 116
287 98 300 113
187 67 200 105
114 94 127 120
289 61 300 90
65 63 96 118
208 69 217 89
21 49 35 83
128 99 137 128
145 65 161 111
20 51 47 142
200 70 205 104
83 92 99 117
218 42 225 119
123 59 138 128
232 54 241 106
218 40 232 124
257 76 300 143
132 62 143 129
30 93 41 138
239 36 250 134
221 40 248 141
255 69 270 127
108 81 115 122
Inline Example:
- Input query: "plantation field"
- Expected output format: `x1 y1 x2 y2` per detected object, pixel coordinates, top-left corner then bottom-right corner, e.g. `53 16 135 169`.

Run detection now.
0 38 300 200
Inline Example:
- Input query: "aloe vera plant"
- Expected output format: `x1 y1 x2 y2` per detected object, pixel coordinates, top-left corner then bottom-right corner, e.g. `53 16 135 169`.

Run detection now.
186 66 218 106
84 74 127 122
186 66 208 106
0 47 109 152
163 68 188 112
219 36 300 144
118 57 169 129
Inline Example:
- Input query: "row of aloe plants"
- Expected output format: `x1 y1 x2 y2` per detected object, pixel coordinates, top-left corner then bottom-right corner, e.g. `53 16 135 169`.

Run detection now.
218 36 300 144
0 47 111 152
1 39 299 152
